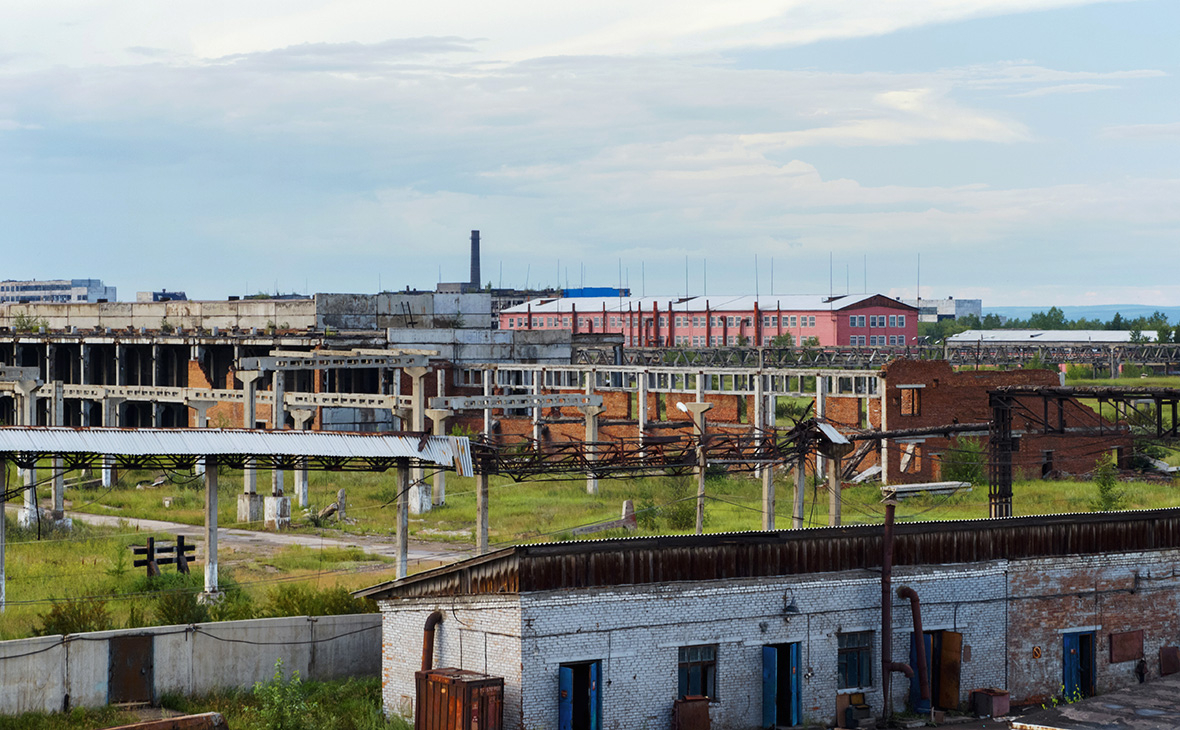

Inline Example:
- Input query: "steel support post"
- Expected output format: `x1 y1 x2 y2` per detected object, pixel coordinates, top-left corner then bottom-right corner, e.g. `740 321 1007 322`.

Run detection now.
425 408 454 505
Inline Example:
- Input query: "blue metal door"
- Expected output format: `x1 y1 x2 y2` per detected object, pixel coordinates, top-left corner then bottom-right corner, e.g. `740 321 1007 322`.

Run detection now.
762 645 778 728
589 661 601 730
1063 633 1081 699
788 642 802 726
909 633 933 713
559 665 574 730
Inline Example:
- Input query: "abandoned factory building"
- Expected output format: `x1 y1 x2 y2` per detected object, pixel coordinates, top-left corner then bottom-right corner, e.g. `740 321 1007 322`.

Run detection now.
361 509 1180 729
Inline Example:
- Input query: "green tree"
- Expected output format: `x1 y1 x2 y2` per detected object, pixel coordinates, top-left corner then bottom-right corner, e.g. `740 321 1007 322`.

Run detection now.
1089 453 1126 512
770 333 794 348
941 437 985 485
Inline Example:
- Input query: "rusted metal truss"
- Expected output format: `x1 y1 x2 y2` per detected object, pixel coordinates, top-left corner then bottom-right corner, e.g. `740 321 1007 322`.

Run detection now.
474 420 815 481
0 451 427 474
574 345 934 369
988 386 1180 518
573 343 1180 370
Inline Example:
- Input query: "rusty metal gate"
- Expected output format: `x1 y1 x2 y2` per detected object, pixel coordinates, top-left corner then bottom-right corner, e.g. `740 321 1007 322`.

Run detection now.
108 634 154 704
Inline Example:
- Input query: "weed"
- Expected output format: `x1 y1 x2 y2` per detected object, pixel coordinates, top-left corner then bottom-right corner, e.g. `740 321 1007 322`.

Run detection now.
1089 453 1126 511
34 598 113 636
254 658 316 730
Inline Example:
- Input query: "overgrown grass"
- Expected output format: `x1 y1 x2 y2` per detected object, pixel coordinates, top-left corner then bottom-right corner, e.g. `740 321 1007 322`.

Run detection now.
0 706 137 730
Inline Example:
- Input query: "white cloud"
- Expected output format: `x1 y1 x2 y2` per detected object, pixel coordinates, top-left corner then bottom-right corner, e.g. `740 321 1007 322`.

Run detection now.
1009 82 1118 97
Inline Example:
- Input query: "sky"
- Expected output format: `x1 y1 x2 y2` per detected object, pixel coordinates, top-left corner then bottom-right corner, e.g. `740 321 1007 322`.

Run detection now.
1 1 1177 307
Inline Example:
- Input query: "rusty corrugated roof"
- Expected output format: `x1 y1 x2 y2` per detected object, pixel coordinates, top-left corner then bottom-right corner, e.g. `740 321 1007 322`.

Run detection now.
357 508 1180 600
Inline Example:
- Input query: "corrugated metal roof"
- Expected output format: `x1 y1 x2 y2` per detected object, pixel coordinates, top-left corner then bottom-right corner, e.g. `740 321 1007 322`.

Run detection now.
500 293 905 315
948 329 1159 344
0 428 473 476
358 507 1180 600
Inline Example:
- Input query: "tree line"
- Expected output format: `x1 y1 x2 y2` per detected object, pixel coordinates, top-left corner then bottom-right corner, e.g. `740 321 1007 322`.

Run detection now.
920 307 1180 344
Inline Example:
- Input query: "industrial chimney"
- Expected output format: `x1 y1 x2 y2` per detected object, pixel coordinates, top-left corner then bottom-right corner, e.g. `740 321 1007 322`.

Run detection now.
469 230 481 291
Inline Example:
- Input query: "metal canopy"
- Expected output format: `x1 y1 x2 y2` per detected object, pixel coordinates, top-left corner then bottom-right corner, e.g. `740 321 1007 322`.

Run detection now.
0 427 473 476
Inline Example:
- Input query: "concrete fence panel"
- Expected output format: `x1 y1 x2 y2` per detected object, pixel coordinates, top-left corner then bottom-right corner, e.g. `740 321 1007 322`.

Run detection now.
0 615 380 717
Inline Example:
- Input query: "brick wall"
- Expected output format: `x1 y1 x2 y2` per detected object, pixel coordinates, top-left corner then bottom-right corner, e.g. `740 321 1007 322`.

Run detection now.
379 548 1180 729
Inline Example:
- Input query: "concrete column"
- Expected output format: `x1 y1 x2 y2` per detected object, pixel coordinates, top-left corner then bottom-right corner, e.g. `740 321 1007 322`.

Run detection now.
828 453 842 527
682 402 713 535
482 368 493 436
50 382 65 520
404 366 430 514
115 343 125 386
793 460 805 529
761 463 775 531
15 380 40 528
187 399 217 477
579 404 606 495
237 371 263 523
815 374 828 477
531 369 543 445
396 460 410 579
271 370 286 500
101 397 123 488
425 408 453 505
0 458 6 611
476 471 489 555
200 459 222 602
291 408 315 508
637 370 648 431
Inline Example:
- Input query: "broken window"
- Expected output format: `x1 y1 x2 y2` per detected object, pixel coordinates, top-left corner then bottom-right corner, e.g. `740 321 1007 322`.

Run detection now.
838 632 873 689
900 386 922 417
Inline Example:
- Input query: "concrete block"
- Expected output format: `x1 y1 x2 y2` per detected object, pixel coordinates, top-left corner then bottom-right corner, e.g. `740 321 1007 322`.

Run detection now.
264 496 290 530
237 493 263 524
191 617 312 693
408 481 432 515
309 614 382 681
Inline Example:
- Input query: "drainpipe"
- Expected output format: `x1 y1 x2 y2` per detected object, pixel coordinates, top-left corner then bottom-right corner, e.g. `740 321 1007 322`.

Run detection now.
881 500 914 720
898 585 931 714
421 610 444 672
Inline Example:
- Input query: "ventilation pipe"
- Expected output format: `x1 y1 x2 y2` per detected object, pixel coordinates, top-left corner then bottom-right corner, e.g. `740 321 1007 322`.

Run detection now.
421 610 444 672
881 500 914 721
898 586 931 714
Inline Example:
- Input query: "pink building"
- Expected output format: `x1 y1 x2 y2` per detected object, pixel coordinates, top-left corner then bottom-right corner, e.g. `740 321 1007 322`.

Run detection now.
498 294 918 348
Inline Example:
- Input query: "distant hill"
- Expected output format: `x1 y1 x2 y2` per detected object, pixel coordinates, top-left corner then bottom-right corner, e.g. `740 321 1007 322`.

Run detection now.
984 305 1180 323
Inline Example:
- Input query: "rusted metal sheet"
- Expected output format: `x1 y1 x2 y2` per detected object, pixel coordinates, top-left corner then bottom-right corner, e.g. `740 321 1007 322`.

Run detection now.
1110 630 1144 663
415 668 503 730
362 509 1180 600
1161 646 1180 676
109 633 153 704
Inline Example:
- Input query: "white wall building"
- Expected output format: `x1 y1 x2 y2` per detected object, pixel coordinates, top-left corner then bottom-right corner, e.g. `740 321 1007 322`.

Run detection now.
900 298 982 323
0 278 116 303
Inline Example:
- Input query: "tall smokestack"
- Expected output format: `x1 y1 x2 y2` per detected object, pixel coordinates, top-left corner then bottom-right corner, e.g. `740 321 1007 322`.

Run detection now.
469 230 481 290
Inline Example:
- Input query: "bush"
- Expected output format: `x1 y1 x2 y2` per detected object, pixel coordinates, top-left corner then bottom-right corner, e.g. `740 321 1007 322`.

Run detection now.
155 589 210 625
260 585 376 618
941 436 986 485
254 659 316 730
1089 453 1127 512
35 598 113 636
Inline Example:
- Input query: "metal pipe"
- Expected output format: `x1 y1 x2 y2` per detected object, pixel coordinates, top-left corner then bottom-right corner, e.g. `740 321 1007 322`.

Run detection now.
898 585 931 713
421 610 444 672
881 500 915 719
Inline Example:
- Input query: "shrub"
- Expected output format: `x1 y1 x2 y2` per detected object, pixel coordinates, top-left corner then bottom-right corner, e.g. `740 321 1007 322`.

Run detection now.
1089 453 1126 512
35 598 113 636
941 436 986 485
155 588 210 625
260 585 376 618
254 659 316 730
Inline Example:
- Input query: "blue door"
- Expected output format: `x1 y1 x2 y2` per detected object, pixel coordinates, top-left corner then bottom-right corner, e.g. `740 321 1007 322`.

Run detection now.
763 643 803 728
559 665 574 730
762 646 778 728
787 643 801 726
559 661 602 730
589 660 601 730
1062 632 1094 700
909 633 933 714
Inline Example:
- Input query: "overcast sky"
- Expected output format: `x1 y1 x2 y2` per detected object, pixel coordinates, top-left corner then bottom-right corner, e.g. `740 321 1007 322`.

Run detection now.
2 0 1176 306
